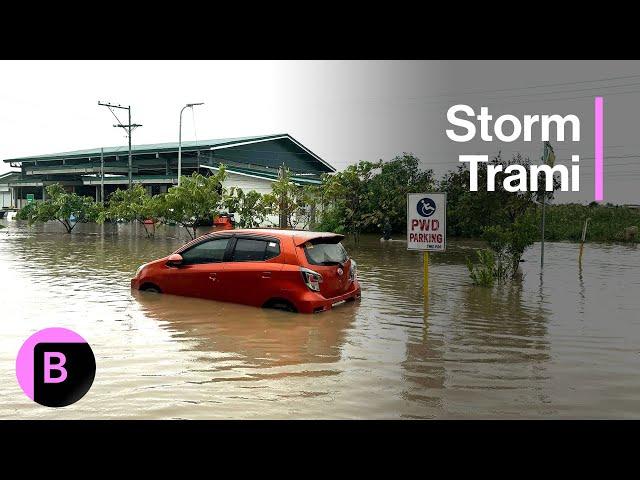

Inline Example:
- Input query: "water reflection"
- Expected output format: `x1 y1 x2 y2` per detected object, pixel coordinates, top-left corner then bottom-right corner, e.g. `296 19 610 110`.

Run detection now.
133 290 356 371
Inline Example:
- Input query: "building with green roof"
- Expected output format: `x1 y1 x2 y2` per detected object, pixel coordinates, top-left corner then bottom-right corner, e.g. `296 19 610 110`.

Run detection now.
1 134 334 209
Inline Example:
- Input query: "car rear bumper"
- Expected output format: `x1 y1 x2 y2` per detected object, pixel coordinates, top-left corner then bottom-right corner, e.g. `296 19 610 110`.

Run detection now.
296 283 361 314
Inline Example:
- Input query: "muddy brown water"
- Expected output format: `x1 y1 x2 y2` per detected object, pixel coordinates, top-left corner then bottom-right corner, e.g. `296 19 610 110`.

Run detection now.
1 220 639 418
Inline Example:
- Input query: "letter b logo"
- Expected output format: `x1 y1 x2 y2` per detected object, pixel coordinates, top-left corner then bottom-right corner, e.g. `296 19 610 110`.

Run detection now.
16 328 96 407
44 352 67 383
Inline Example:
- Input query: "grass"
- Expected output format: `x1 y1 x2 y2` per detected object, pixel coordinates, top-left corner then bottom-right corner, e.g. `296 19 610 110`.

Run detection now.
538 204 640 242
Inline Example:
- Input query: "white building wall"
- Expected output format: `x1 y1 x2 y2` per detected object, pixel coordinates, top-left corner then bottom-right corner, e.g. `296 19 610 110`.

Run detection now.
0 187 11 208
222 172 274 195
221 172 279 226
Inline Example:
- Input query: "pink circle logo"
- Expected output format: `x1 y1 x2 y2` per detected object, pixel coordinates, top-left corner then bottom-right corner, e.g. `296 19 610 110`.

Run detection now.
16 328 96 407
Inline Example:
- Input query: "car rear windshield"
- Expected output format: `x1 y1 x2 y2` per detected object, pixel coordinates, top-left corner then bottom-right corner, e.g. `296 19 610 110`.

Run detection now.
303 239 348 266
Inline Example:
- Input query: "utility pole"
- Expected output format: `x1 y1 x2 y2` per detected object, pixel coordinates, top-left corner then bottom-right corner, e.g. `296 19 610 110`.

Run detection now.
100 147 105 205
278 164 287 229
541 194 546 268
98 101 142 188
540 141 555 269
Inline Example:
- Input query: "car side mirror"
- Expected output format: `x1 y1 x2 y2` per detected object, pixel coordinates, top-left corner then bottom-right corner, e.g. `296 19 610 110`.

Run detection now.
167 253 183 267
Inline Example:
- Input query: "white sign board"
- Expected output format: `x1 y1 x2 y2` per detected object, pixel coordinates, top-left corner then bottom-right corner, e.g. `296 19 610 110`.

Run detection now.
407 192 446 251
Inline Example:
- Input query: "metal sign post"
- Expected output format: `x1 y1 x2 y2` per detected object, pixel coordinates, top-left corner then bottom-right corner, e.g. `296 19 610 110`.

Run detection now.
407 192 447 297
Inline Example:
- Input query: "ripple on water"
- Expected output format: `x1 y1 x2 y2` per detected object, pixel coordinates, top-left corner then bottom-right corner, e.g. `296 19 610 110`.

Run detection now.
1 221 640 418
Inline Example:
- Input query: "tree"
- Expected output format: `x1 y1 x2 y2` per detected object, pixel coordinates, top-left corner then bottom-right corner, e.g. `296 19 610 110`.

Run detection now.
451 153 560 280
104 185 162 238
162 168 227 239
440 152 560 237
368 154 435 232
266 168 314 229
319 161 378 241
17 184 102 233
315 155 434 239
225 186 269 228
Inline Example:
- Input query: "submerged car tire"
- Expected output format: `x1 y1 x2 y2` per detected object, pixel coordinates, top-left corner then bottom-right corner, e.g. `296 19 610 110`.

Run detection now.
263 298 297 313
140 283 162 294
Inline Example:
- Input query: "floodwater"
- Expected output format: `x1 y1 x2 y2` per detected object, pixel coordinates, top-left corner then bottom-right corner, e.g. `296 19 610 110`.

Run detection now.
1 219 639 419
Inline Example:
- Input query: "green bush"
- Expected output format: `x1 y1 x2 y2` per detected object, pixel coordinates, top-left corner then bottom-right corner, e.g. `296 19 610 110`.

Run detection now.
16 185 102 233
104 184 163 238
466 249 496 287
541 203 640 242
317 154 435 239
315 207 346 234
16 202 37 221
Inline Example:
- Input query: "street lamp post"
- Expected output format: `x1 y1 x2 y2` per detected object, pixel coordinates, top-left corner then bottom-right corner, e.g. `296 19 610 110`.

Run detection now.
178 102 204 186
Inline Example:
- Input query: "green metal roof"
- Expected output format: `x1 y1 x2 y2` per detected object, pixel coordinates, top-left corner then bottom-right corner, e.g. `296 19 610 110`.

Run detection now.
81 174 178 185
2 133 335 173
206 165 322 185
3 134 284 162
0 171 21 183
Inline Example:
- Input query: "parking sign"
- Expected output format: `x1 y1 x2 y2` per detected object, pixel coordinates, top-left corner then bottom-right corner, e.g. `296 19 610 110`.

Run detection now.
407 193 446 251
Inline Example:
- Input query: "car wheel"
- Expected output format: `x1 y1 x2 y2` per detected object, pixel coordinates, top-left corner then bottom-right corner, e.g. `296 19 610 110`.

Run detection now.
140 284 161 294
264 299 297 313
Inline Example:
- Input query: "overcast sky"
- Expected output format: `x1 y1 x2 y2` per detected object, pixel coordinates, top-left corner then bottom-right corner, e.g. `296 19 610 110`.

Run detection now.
1 60 639 204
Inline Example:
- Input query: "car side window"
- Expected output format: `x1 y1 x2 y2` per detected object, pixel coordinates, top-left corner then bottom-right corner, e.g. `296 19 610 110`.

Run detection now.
181 237 230 265
232 238 280 262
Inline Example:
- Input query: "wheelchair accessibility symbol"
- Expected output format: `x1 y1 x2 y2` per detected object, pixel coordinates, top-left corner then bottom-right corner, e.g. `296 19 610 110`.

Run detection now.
416 197 436 218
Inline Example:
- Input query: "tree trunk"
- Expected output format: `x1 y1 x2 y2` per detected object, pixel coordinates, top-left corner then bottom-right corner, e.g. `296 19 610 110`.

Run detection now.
141 220 155 238
181 223 196 240
59 219 73 234
309 203 316 230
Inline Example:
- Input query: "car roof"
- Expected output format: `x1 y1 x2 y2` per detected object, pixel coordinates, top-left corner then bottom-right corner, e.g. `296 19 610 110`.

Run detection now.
192 228 343 245
230 229 344 245
175 229 345 254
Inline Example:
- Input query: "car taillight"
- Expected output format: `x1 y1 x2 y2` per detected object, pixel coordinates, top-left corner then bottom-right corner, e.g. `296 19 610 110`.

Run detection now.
349 259 357 282
300 267 323 292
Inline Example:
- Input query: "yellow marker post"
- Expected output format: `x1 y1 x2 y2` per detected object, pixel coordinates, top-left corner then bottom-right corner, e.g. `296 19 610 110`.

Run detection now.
423 251 429 296
579 218 590 265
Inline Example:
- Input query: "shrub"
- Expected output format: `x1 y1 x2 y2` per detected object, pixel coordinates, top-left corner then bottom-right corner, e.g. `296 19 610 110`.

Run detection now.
466 249 497 287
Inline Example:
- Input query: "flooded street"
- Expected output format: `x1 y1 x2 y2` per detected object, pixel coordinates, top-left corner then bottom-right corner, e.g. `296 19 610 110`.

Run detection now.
1 220 639 419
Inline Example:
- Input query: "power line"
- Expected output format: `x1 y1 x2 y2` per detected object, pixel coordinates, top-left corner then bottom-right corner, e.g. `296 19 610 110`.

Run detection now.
409 79 640 106
340 80 640 112
419 156 640 167
97 101 142 188
408 72 640 101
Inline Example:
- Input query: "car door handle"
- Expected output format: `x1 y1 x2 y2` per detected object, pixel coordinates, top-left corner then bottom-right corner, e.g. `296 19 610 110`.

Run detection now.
261 272 272 279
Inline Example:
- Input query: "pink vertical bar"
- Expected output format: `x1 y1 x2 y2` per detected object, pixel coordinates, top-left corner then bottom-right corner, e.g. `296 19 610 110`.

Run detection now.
594 97 604 201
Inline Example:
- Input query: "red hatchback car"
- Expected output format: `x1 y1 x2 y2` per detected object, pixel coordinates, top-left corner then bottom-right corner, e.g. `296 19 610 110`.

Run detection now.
131 229 361 313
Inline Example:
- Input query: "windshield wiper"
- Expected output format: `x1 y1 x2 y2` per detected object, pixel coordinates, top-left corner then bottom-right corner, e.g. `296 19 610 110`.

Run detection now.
318 260 346 268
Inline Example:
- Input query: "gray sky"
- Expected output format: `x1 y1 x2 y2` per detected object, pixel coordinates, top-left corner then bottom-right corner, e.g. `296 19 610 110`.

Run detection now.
1 60 639 204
